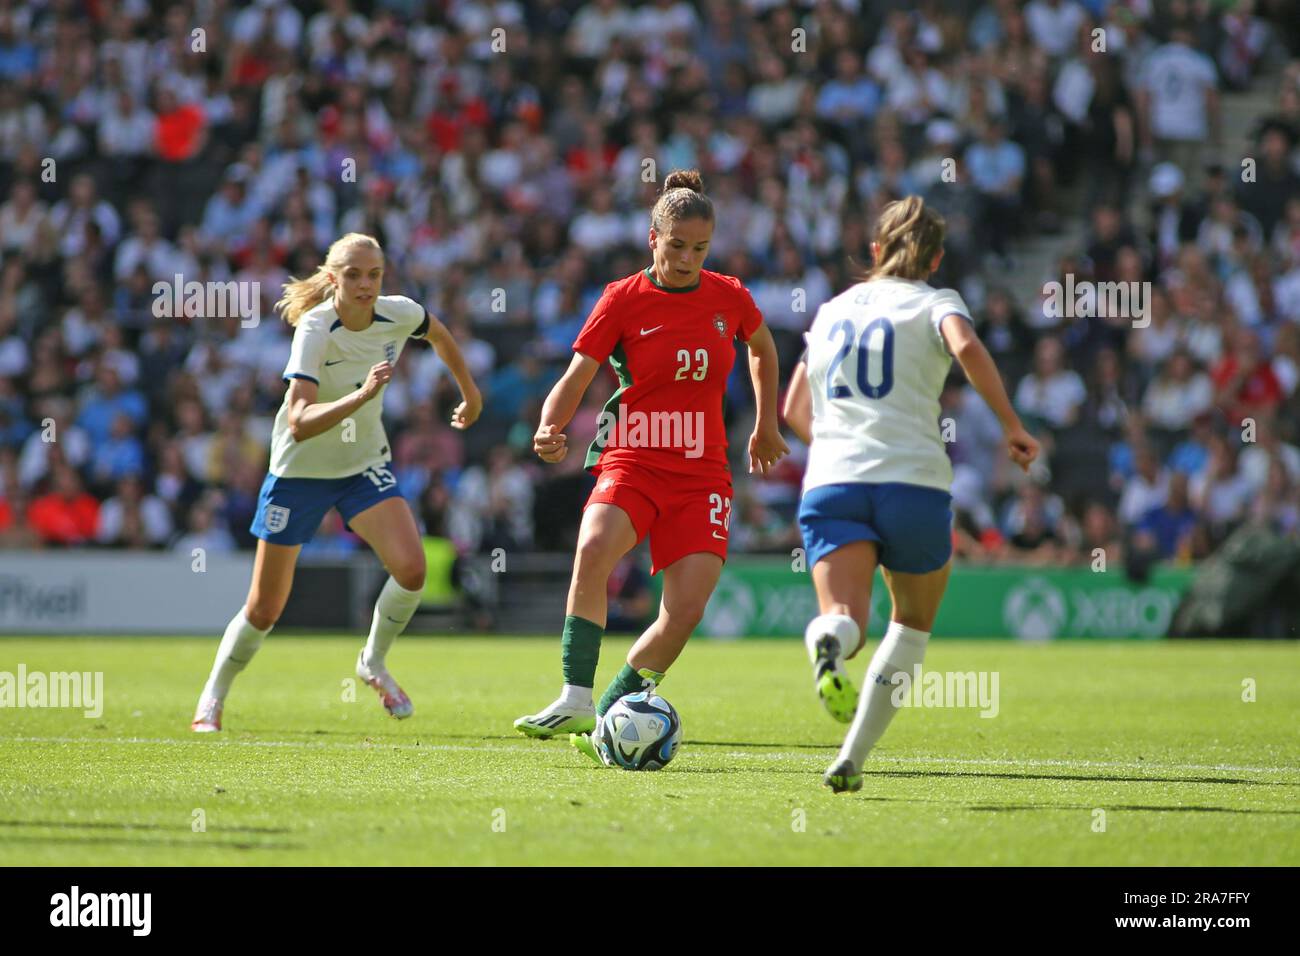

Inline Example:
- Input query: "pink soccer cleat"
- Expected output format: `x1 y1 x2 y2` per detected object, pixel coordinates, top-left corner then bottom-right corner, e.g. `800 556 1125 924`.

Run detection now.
355 651 413 719
191 695 223 733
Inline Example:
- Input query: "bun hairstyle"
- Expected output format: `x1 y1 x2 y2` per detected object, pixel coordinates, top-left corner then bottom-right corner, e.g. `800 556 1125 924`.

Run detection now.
650 168 714 234
274 233 382 326
865 196 946 282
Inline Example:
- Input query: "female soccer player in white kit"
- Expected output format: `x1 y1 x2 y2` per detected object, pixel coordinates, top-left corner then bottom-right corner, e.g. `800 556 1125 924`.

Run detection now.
191 233 482 731
784 197 1039 792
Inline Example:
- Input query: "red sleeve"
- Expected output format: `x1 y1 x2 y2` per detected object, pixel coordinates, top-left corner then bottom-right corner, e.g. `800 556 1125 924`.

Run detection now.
1261 365 1284 403
734 280 763 342
1209 358 1234 389
572 282 625 362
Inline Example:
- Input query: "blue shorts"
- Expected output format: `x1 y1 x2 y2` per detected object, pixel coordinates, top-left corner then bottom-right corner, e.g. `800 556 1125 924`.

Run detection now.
250 466 403 546
798 482 953 574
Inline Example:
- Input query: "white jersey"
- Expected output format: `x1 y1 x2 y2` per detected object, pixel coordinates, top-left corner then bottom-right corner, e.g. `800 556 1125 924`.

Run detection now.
1140 42 1217 141
802 278 971 493
270 294 428 479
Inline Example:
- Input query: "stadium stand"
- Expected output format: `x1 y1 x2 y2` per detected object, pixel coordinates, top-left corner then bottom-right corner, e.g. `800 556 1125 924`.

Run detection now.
0 0 1297 584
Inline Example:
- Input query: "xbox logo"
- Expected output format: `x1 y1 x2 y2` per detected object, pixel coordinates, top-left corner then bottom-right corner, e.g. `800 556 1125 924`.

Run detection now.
700 571 754 638
1004 577 1068 641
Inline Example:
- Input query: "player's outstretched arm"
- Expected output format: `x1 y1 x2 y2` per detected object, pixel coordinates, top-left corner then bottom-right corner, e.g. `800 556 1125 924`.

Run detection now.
746 322 790 475
423 312 482 429
286 364 391 443
940 313 1040 472
782 360 812 445
534 352 602 463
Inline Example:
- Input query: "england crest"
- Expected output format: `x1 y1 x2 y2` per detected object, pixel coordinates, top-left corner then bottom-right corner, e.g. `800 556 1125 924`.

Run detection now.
265 504 291 534
384 340 397 364
713 314 727 336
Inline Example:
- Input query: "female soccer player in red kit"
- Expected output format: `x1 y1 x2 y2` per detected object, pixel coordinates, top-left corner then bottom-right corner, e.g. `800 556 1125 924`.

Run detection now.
514 170 789 762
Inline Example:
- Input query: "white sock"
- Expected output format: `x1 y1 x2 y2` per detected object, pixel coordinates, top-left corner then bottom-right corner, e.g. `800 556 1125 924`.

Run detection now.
804 612 861 666
839 621 930 767
203 610 270 700
559 684 594 709
363 576 424 669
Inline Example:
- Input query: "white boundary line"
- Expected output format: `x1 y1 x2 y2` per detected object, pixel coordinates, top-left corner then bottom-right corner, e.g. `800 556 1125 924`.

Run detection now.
2 735 1297 777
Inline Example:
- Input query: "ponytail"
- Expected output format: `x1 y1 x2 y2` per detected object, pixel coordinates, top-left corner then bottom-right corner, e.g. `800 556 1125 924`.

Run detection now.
864 196 946 281
274 233 383 325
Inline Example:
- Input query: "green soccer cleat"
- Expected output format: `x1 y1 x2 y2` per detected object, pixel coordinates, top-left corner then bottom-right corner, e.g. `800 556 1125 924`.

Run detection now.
513 700 596 739
812 635 860 724
570 728 611 767
824 758 863 794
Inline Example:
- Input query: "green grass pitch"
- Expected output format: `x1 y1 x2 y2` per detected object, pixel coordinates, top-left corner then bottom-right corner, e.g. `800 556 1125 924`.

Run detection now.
1 636 1297 866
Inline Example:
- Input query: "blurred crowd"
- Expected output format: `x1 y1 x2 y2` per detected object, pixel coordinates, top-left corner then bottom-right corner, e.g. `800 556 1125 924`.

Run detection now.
0 0 1297 571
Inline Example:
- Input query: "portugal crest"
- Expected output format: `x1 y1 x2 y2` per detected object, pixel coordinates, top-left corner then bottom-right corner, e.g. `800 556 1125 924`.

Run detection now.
713 314 727 336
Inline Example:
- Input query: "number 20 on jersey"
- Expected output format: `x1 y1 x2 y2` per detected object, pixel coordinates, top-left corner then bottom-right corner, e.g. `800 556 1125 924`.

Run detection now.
826 318 895 400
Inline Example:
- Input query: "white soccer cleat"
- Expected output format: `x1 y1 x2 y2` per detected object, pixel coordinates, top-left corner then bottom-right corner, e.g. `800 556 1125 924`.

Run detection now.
191 695 223 733
356 650 413 719
514 699 597 738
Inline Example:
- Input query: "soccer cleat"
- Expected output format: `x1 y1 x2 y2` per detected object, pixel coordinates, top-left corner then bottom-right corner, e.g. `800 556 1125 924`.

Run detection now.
570 721 612 768
513 700 596 739
812 634 860 724
570 713 609 766
355 650 413 719
191 695 223 733
824 758 863 794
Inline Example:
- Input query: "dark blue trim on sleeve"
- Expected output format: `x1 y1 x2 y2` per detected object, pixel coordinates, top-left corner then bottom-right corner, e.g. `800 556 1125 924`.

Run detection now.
411 312 431 339
283 372 319 385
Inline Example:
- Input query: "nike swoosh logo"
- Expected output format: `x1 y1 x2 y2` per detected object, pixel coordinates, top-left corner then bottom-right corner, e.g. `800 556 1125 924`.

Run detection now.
385 615 404 624
325 359 345 366
712 530 726 539
640 326 663 335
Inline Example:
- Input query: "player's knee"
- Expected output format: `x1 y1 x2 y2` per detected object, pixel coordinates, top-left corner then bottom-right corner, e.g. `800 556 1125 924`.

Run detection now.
244 602 282 632
663 594 710 630
390 555 426 592
574 534 621 576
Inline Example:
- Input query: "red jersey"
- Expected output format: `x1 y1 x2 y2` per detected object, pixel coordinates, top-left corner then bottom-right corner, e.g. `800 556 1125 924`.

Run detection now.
1211 356 1283 424
573 267 764 477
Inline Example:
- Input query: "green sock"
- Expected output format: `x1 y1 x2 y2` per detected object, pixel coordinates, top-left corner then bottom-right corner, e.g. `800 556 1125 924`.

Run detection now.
597 664 666 716
561 615 603 689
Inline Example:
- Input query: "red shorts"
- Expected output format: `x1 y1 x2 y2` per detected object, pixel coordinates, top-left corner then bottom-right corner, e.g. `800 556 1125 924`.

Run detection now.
586 461 733 574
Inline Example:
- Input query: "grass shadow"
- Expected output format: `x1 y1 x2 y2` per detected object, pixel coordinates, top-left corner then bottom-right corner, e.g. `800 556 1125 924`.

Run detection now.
0 834 303 850
0 819 290 834
866 769 1263 786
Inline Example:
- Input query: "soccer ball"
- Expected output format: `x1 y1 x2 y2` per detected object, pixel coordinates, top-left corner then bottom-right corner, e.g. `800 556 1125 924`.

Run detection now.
596 691 682 771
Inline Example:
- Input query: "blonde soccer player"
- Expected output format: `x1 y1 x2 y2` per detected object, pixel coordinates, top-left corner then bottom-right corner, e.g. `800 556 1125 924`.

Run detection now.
783 197 1040 791
191 233 482 732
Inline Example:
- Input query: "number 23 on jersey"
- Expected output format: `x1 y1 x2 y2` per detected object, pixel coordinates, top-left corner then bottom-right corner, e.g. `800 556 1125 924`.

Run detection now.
675 348 709 381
